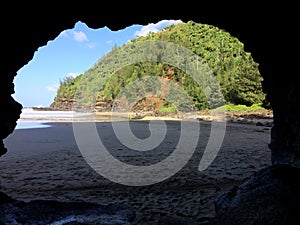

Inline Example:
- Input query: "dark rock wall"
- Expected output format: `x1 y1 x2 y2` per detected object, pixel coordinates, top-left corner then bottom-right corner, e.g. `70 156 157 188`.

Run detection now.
212 165 300 225
0 7 298 163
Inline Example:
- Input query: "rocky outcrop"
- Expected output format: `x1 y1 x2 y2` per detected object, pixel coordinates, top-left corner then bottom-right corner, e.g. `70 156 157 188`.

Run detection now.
50 97 114 112
50 97 76 111
0 191 135 225
0 96 22 157
212 164 300 225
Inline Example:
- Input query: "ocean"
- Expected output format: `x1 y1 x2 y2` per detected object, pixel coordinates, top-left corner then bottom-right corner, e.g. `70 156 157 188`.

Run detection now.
16 108 77 129
15 108 116 129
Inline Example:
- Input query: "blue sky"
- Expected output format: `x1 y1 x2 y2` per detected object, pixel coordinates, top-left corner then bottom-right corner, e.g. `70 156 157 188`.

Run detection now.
13 19 182 108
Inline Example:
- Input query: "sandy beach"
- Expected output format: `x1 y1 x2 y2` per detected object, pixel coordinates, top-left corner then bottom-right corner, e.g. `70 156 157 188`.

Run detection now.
0 111 272 224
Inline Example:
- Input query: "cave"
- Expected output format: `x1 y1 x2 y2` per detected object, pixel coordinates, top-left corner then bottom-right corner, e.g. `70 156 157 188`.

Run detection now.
1 6 299 225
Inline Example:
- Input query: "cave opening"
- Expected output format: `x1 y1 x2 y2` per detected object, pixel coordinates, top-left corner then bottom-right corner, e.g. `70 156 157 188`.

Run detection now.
0 17 277 225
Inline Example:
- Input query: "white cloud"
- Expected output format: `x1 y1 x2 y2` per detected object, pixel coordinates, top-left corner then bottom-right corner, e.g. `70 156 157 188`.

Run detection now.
66 72 79 78
46 84 59 92
135 24 159 37
34 104 45 108
87 42 96 49
106 40 113 45
71 31 88 42
134 19 182 37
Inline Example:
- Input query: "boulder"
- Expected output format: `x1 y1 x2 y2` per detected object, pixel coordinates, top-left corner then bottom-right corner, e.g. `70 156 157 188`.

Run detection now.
212 164 300 225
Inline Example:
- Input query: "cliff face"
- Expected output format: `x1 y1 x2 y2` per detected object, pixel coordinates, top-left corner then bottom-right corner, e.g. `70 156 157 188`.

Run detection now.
49 97 75 111
50 97 113 112
50 96 167 116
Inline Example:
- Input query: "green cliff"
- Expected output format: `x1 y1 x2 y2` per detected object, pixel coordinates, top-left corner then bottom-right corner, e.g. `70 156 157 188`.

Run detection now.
51 20 266 112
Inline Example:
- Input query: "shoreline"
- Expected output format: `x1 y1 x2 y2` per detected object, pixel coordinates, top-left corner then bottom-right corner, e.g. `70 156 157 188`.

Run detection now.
18 109 273 126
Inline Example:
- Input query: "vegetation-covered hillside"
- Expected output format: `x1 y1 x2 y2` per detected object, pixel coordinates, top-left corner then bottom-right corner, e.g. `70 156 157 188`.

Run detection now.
51 21 266 112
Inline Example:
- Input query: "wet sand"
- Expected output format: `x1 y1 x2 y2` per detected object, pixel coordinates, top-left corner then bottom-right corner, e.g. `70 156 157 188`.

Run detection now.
0 118 272 224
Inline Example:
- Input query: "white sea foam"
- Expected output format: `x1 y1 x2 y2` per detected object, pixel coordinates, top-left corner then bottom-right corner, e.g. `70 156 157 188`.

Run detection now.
20 108 75 120
16 108 74 129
